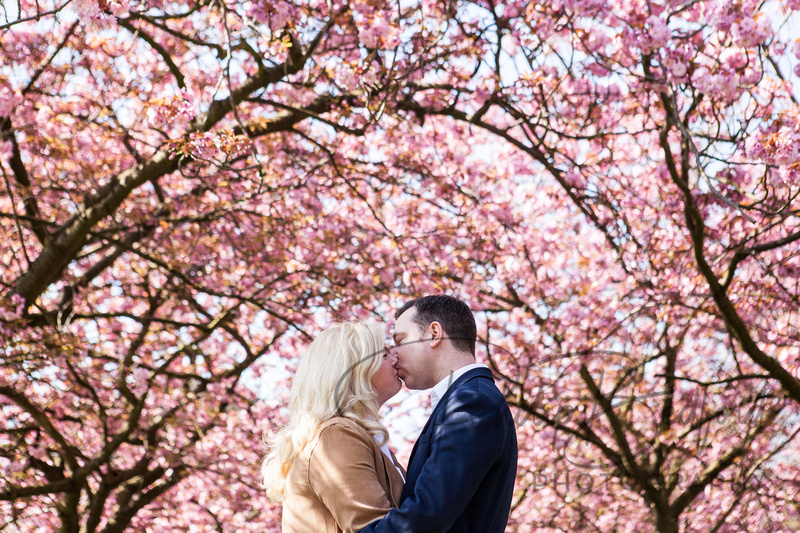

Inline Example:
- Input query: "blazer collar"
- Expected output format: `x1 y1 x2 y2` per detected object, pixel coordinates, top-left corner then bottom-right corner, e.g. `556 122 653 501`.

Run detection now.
431 363 488 411
421 367 495 432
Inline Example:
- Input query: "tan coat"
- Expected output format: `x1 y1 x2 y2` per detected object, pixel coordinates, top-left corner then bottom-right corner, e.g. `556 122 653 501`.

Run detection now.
281 417 405 533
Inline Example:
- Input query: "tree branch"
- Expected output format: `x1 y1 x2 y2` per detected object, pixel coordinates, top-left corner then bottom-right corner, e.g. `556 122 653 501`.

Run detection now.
118 20 186 89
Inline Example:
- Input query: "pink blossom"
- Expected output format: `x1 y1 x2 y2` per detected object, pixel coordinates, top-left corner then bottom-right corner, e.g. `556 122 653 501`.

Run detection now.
563 169 585 187
0 140 10 165
0 306 19 322
334 65 358 91
146 89 195 129
0 83 21 117
269 2 294 31
7 461 26 473
670 63 687 78
731 16 771 48
692 69 740 100
131 367 149 396
107 0 129 16
71 0 101 19
35 105 53 124
11 294 25 316
720 48 747 70
358 27 380 49
646 16 670 50
358 15 400 49
585 31 610 53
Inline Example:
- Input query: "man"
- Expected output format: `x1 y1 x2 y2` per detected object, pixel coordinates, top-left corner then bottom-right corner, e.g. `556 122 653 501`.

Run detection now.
360 295 518 533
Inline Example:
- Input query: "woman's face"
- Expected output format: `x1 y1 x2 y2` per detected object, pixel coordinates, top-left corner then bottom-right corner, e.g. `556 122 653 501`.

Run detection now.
371 345 402 406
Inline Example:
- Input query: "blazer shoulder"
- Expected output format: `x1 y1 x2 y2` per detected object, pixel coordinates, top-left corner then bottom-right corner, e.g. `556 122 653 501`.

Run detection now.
307 418 375 470
307 418 379 487
449 371 507 405
316 416 371 437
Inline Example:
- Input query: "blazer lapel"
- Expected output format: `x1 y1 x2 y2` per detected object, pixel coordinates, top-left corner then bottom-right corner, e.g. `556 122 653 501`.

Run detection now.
404 368 495 477
378 446 405 506
432 367 494 413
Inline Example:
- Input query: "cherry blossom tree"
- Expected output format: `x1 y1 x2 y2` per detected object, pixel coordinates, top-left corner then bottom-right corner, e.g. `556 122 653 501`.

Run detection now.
385 0 800 530
2 0 800 531
0 0 440 529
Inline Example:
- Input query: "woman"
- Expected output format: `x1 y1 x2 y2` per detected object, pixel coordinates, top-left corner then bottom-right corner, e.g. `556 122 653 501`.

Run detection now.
262 321 405 533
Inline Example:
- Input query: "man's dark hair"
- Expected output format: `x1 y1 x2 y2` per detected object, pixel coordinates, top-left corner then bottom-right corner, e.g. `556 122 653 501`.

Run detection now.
395 295 477 356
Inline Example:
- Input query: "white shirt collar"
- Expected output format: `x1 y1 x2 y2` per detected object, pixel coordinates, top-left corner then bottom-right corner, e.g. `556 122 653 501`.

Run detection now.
430 363 489 411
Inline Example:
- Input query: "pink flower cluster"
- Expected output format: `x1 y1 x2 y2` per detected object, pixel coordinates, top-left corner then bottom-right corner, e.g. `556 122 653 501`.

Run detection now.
169 130 251 161
646 16 671 51
356 14 401 49
0 80 21 117
146 89 195 130
71 0 129 20
793 39 800 77
248 1 297 31
620 16 672 55
746 110 800 184
691 67 741 100
0 295 24 323
730 16 772 48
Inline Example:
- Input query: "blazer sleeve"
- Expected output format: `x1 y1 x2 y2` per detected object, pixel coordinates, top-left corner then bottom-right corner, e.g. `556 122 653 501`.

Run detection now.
308 422 394 533
359 383 511 532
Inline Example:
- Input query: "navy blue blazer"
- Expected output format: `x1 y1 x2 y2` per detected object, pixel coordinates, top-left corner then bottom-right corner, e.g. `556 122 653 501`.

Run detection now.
360 367 518 533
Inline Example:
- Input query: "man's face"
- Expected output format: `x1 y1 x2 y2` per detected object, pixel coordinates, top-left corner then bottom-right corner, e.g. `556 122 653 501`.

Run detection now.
392 307 436 390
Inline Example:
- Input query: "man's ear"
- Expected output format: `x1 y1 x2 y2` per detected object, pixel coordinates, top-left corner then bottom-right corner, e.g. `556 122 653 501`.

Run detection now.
429 321 443 348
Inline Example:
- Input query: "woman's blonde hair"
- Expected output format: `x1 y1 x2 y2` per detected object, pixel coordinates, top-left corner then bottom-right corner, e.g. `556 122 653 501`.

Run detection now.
261 321 389 501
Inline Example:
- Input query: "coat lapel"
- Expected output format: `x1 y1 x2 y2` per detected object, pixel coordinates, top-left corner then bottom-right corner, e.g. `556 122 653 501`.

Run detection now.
377 446 405 506
404 368 495 484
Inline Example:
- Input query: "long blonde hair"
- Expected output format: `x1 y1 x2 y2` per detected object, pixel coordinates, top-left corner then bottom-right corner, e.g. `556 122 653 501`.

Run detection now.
261 321 390 501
